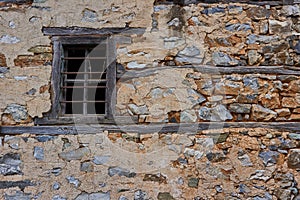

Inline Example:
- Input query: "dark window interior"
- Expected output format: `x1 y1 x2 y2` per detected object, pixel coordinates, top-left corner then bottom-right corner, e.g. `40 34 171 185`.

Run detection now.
61 43 107 115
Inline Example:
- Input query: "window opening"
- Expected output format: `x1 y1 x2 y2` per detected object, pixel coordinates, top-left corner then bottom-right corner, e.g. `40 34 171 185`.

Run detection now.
60 41 108 116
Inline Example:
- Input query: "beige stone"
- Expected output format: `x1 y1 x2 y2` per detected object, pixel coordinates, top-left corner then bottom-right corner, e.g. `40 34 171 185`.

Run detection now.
293 108 300 113
282 97 300 108
288 80 300 93
275 108 291 117
215 80 242 95
252 105 277 121
289 114 300 120
259 93 280 109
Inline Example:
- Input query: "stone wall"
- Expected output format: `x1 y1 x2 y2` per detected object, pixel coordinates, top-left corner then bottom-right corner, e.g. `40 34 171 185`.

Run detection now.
117 68 300 123
0 128 300 199
0 0 300 124
1 0 300 199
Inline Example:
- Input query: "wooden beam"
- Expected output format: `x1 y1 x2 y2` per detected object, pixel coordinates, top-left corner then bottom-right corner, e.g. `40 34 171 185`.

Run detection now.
155 0 300 5
2 122 300 135
193 65 300 75
118 65 300 81
34 116 139 125
42 27 146 36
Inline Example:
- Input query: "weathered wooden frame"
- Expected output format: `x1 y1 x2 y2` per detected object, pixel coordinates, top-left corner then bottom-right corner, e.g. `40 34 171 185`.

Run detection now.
2 122 300 135
155 0 300 6
35 27 146 125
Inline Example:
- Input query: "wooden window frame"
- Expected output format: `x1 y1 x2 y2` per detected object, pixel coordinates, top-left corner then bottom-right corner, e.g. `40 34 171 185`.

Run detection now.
50 35 116 123
36 36 116 125
34 26 146 126
34 27 146 125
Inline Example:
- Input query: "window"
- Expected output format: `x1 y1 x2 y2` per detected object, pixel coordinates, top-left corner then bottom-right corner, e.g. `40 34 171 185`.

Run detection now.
61 43 108 115
36 27 146 125
36 36 116 124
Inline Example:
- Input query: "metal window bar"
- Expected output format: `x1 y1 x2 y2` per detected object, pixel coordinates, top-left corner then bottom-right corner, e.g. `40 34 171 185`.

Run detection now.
60 42 108 115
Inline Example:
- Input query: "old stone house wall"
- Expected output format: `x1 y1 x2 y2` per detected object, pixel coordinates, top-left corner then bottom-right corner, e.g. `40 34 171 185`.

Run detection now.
0 0 300 199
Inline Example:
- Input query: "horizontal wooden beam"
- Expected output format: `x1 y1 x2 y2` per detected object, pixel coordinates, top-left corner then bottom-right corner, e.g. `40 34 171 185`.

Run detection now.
34 116 139 125
155 0 300 5
193 65 300 75
1 122 300 135
42 27 146 36
119 65 300 81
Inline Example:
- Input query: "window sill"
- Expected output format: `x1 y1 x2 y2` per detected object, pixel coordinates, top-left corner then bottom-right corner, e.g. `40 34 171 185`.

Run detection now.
34 115 138 125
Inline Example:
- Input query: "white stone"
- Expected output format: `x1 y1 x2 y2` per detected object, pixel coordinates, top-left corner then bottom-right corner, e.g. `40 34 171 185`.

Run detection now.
180 110 197 123
0 35 20 44
164 37 185 49
127 61 147 69
281 5 300 16
14 76 27 81
9 21 16 28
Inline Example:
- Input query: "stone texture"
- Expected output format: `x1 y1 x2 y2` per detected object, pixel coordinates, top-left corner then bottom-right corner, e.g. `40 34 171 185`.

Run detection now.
34 135 57 142
52 182 60 190
128 104 149 115
33 146 44 160
288 133 300 140
157 192 175 200
0 53 7 67
210 104 233 121
108 166 136 178
0 153 22 176
247 34 279 44
229 103 251 114
0 35 20 44
66 176 81 188
59 147 90 161
246 6 270 20
75 192 110 200
28 45 52 54
80 162 93 172
252 105 277 121
134 190 148 200
212 52 239 66
248 50 261 65
238 153 253 167
287 149 300 169
225 23 252 32
269 20 291 34
93 155 110 165
175 46 203 65
195 79 214 96
143 173 167 184
282 97 300 108
206 152 226 162
281 5 300 16
215 80 242 95
127 61 147 69
52 195 67 200
259 151 280 166
3 104 28 122
198 105 232 121
188 177 199 188
260 93 280 109
187 89 206 106
163 37 185 49
276 108 291 117
14 54 52 67
4 191 31 200
180 110 197 122
82 8 98 22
